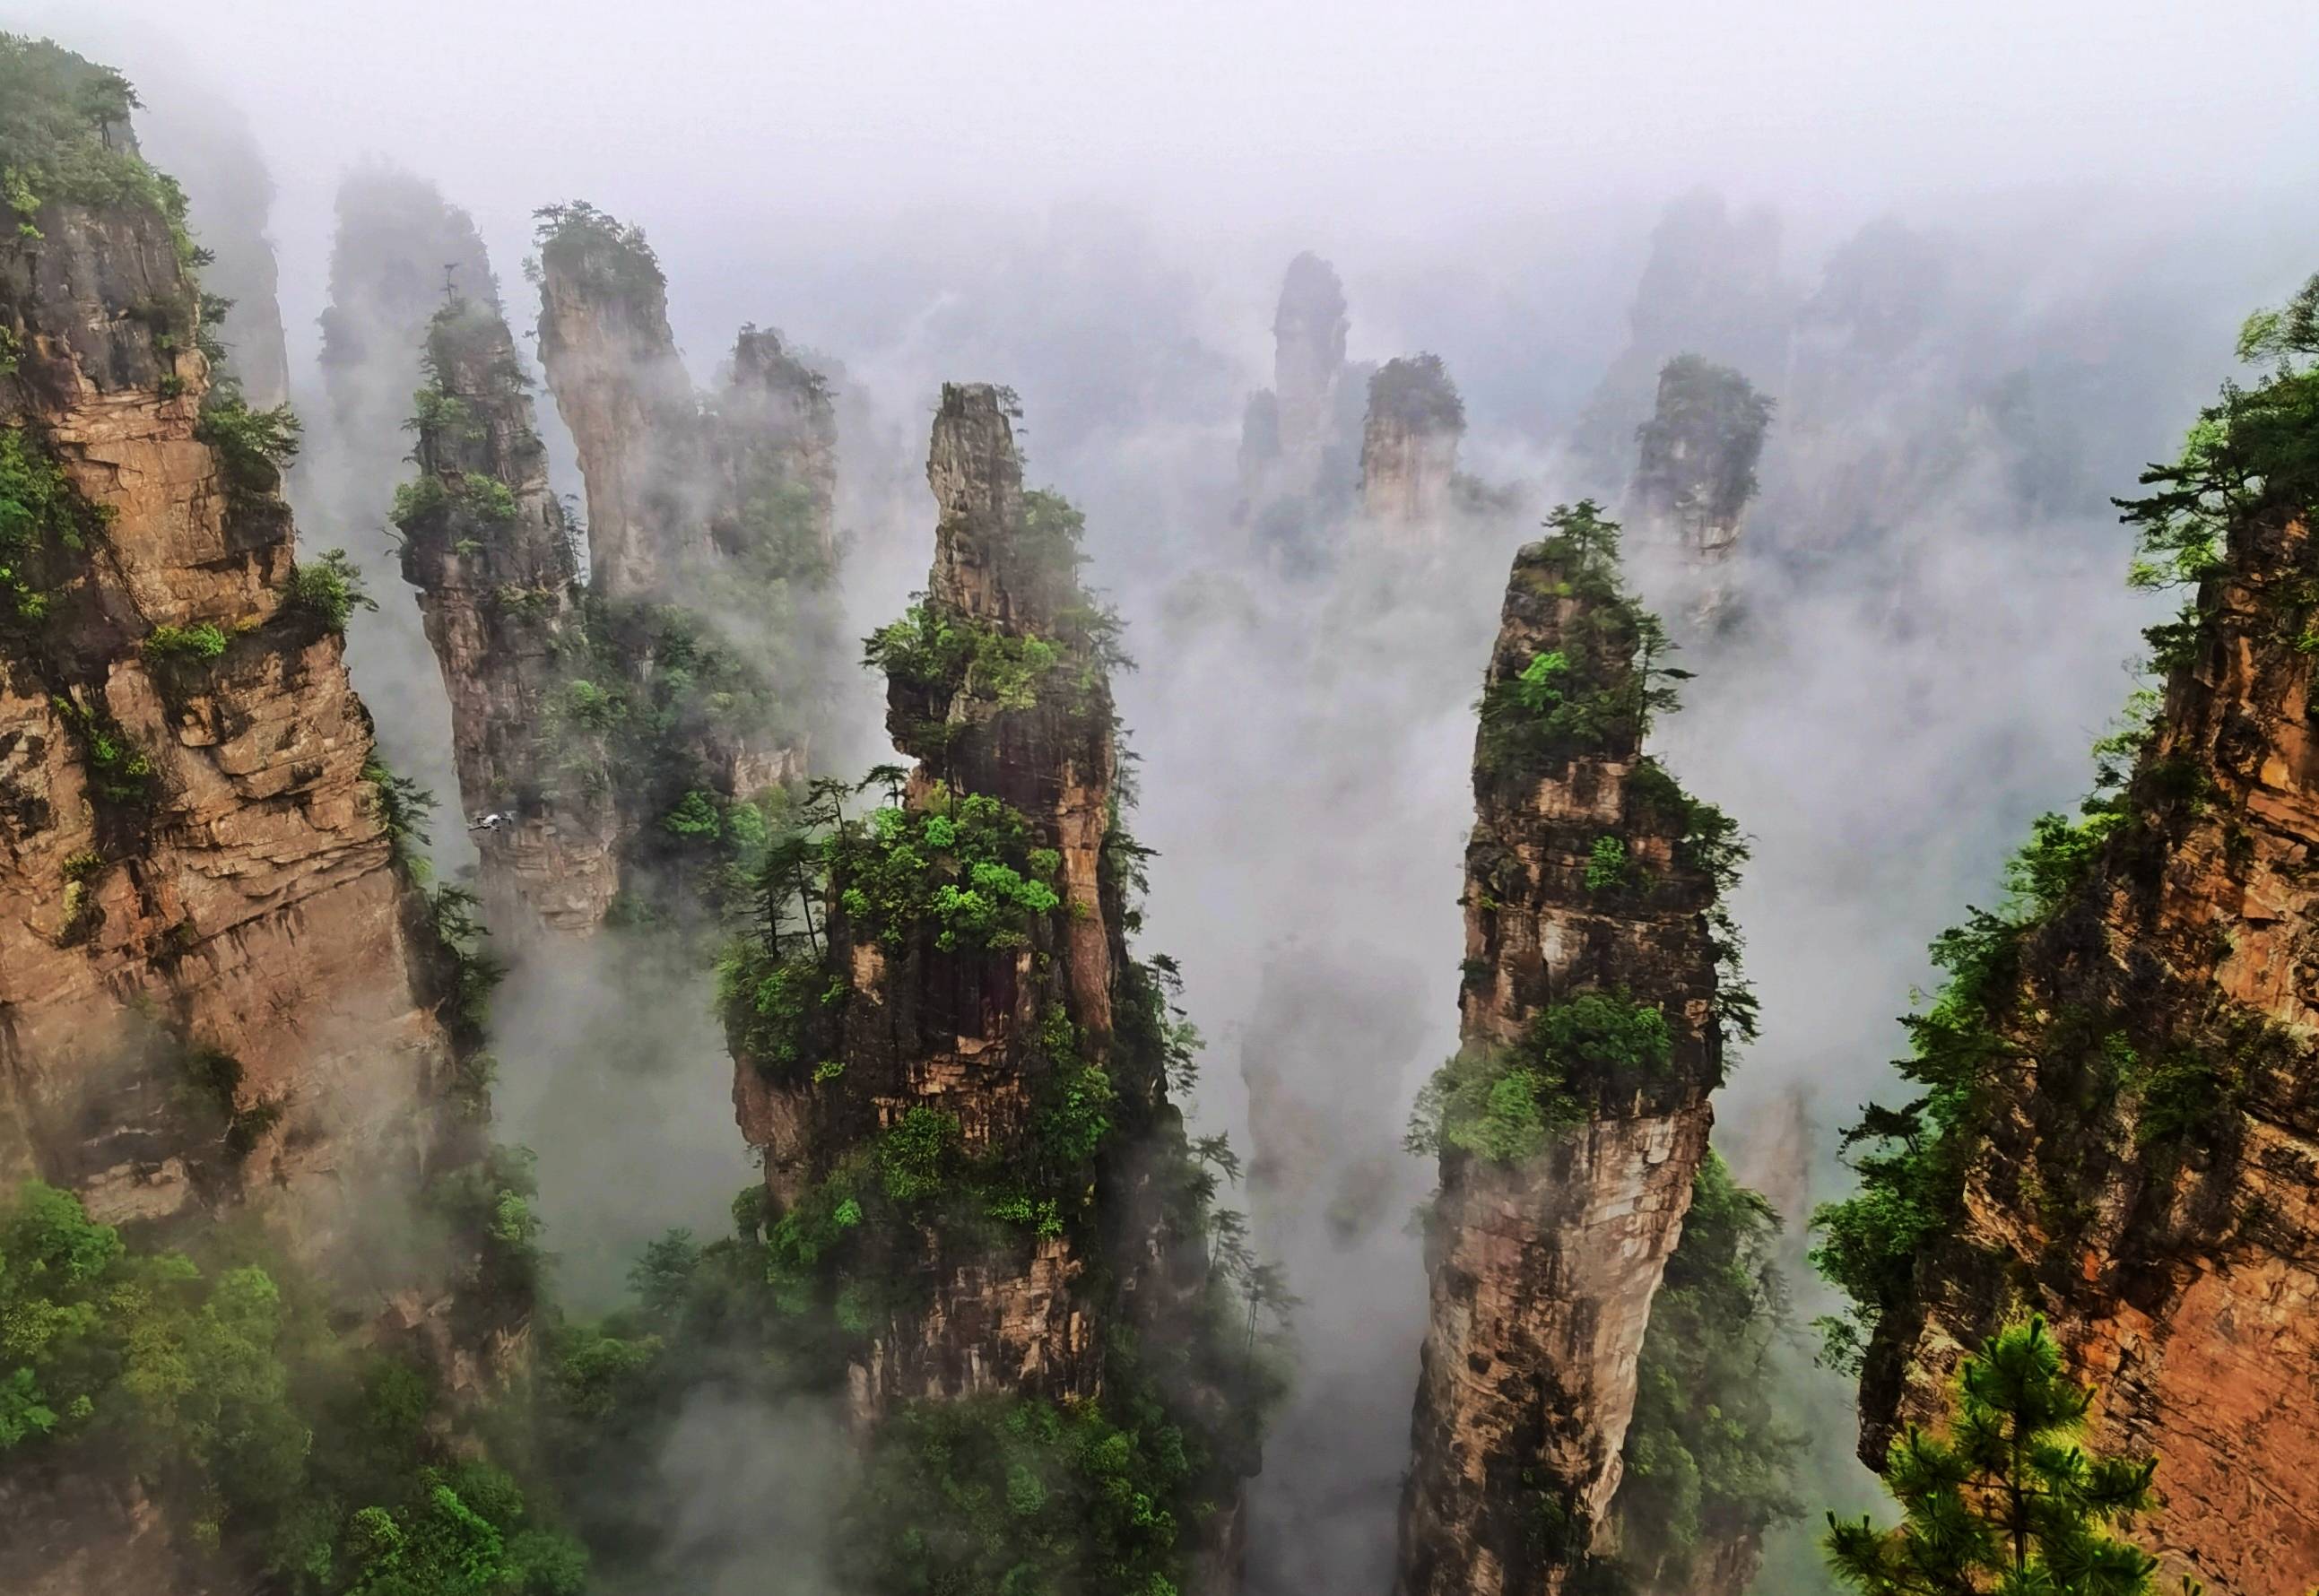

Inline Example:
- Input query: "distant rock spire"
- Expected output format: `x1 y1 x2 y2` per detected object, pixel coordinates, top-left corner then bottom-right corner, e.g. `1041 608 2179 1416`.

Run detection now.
1359 353 1466 535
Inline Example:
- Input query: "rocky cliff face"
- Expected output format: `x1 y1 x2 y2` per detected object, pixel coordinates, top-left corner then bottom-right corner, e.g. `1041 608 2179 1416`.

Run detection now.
534 204 837 777
726 384 1264 1591
394 296 617 936
0 134 471 1274
1361 354 1466 538
313 168 496 867
1576 188 1792 487
1271 250 1351 489
1631 354 1772 571
534 204 703 601
1844 351 2319 1591
1396 507 1738 1595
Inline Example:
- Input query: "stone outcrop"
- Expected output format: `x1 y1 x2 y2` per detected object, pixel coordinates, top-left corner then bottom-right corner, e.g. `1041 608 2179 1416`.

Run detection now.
735 384 1130 1406
1630 354 1772 571
1853 488 2319 1587
1360 354 1466 537
1235 251 1368 564
728 384 1260 1588
1271 250 1351 490
1576 188 1791 486
1396 516 1733 1594
533 204 838 785
313 168 496 855
0 60 474 1292
394 296 616 936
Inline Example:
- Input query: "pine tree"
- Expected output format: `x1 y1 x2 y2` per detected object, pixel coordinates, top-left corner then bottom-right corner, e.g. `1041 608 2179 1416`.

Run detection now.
1823 1315 2173 1596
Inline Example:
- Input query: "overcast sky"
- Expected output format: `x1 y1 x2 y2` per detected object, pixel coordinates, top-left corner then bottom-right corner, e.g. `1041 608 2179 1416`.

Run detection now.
32 1 2319 222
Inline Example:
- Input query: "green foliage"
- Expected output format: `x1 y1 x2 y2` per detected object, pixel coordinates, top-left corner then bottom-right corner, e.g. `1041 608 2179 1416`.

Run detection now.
1809 763 2139 1368
1635 354 1775 527
406 386 483 447
1476 502 1689 779
144 620 230 660
0 35 207 265
878 1107 962 1203
1407 992 1673 1163
196 397 302 507
842 1392 1198 1596
1822 1316 2162 1596
1614 1156 1803 1584
0 421 107 625
2119 272 2319 671
831 792 1063 952
361 759 437 876
50 692 154 803
1585 835 1637 893
426 883 504 1040
0 1180 582 1590
287 550 376 633
660 787 723 840
530 201 663 302
391 472 517 533
866 603 1064 714
1367 352 1465 430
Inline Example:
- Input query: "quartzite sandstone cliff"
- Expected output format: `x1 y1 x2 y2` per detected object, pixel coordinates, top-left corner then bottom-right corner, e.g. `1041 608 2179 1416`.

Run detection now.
0 122 469 1278
1854 453 2319 1590
727 384 1262 1589
1397 515 1733 1595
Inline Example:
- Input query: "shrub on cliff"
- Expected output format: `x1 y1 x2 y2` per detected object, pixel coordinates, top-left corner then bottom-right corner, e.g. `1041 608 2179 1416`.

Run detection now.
1615 1155 1804 1588
1824 1316 2162 1596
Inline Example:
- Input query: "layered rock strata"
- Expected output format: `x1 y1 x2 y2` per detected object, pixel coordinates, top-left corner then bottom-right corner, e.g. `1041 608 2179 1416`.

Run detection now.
1854 456 2319 1589
1396 516 1733 1594
728 384 1258 1587
0 49 475 1291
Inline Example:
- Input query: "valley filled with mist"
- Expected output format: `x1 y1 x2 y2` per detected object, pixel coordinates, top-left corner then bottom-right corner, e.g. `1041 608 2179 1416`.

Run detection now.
3 4 2318 1594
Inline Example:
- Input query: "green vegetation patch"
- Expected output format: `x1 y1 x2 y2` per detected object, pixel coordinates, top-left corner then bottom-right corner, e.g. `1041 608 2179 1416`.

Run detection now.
830 791 1064 953
0 1179 583 1592
1614 1155 1803 1585
1407 991 1674 1164
0 421 107 626
1476 502 1687 780
0 35 208 266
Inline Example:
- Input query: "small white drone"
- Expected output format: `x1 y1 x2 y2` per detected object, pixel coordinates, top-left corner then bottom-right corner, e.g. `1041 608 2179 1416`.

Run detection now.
466 811 514 835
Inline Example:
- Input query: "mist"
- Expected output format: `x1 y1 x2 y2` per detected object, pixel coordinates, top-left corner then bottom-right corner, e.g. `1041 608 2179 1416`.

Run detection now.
20 0 2319 1591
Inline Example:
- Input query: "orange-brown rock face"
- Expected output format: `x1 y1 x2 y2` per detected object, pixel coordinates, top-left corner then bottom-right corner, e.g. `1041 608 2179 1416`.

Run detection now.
1361 354 1466 538
1396 526 1729 1596
0 189 460 1274
1860 501 2319 1594
395 297 617 938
